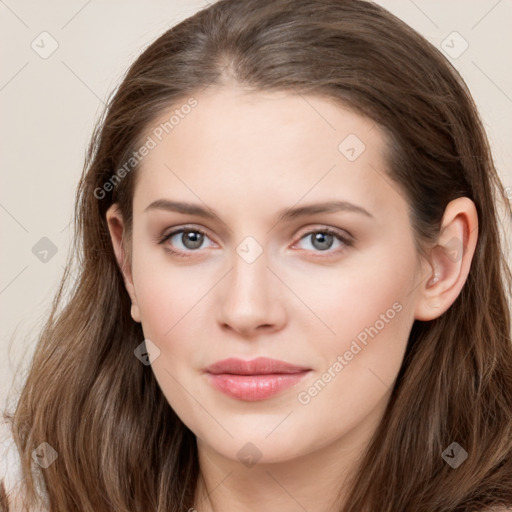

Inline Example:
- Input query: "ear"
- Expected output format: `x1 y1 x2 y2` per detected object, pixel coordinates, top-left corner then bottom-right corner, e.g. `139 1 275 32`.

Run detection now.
414 197 478 321
105 203 141 323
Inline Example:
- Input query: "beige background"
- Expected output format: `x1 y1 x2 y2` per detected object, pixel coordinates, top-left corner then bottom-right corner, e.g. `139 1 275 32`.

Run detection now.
1 0 511 413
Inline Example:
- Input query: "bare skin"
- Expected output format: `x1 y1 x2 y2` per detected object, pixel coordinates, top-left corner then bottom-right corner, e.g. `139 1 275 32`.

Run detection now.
106 84 478 511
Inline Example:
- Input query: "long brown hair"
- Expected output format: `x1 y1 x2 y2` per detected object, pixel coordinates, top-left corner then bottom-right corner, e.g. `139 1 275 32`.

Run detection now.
3 0 512 510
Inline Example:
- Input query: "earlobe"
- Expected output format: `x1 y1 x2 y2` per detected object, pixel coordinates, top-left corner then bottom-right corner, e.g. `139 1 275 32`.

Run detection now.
414 197 478 321
105 203 141 323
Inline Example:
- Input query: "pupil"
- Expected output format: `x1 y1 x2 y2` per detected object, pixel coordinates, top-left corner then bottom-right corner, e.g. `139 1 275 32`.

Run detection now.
184 231 203 249
313 232 333 251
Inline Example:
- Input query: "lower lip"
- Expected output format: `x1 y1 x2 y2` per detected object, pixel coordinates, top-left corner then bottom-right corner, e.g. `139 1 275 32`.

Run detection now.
205 371 310 401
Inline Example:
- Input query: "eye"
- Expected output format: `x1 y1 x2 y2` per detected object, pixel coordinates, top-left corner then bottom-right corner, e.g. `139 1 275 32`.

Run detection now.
293 227 353 255
157 225 353 258
157 227 215 257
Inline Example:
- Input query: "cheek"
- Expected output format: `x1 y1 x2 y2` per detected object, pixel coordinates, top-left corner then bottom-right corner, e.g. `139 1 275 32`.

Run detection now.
289 240 416 343
131 246 211 339
131 254 216 405
291 273 415 448
300 244 417 394
132 262 206 426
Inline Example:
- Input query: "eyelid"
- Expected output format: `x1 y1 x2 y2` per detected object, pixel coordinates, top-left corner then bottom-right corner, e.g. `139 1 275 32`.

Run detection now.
156 224 217 246
293 224 354 243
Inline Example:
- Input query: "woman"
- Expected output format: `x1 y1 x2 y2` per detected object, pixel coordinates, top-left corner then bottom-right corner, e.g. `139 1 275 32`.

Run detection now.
1 0 511 510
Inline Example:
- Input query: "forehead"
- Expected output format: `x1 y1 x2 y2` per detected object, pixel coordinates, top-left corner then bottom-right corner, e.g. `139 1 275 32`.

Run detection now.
132 85 405 222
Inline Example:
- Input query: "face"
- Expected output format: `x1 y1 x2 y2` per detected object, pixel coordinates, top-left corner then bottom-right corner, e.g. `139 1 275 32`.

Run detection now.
108 85 430 465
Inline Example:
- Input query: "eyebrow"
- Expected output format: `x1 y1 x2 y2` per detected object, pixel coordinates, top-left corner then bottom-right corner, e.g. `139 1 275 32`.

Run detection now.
144 199 374 223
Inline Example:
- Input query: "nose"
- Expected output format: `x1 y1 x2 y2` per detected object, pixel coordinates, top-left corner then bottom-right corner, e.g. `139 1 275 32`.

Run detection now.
217 247 287 338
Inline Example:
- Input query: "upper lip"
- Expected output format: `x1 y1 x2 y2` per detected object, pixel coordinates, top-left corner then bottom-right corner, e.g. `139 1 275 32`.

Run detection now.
205 357 310 375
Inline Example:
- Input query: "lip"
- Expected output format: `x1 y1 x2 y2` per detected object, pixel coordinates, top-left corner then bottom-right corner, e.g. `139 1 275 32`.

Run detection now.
204 357 311 401
205 357 310 375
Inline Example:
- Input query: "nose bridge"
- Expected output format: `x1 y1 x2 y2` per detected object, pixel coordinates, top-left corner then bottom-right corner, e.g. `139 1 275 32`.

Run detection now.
217 233 285 334
229 235 271 304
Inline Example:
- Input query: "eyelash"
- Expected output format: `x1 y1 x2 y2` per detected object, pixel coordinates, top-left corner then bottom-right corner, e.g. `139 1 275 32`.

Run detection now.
157 225 354 259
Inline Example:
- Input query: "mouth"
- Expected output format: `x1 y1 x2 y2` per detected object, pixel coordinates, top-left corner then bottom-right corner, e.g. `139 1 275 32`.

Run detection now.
204 357 311 401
